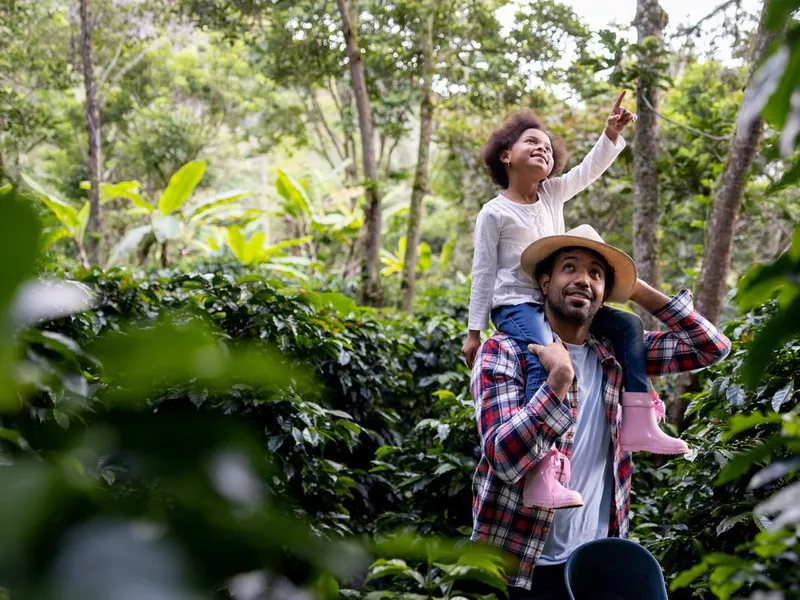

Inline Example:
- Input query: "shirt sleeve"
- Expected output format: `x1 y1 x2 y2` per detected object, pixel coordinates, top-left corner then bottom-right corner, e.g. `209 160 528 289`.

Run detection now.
468 207 500 331
471 337 573 485
541 132 625 207
644 290 733 377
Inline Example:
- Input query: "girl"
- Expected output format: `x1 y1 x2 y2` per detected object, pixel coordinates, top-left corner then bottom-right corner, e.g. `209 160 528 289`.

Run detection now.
464 92 687 509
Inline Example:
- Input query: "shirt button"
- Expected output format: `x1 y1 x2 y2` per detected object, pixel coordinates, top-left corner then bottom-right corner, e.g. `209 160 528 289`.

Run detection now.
571 400 578 409
567 431 574 440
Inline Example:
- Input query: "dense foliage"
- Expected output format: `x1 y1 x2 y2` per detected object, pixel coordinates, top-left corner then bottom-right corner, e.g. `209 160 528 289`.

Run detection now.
3 0 800 597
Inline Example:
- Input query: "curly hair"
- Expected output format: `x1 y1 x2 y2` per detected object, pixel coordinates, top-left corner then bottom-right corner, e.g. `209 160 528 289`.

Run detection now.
482 110 568 189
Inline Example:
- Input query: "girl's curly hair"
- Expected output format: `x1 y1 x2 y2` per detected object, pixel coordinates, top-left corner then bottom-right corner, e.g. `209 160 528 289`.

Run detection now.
482 110 568 188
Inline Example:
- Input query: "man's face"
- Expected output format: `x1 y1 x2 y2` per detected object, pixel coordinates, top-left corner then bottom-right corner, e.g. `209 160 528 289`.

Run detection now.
539 249 607 325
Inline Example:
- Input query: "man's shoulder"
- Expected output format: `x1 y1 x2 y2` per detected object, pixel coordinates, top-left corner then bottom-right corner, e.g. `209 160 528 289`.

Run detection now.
471 334 525 386
472 333 524 366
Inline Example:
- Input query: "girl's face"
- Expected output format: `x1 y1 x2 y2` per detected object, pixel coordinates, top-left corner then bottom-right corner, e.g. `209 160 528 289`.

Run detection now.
501 128 554 182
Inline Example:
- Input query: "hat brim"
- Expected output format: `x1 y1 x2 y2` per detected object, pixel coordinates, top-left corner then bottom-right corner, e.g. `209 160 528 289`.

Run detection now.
520 235 637 304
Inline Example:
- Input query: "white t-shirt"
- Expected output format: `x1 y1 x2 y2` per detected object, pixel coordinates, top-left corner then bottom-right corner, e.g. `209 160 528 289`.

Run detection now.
537 341 613 565
467 133 625 331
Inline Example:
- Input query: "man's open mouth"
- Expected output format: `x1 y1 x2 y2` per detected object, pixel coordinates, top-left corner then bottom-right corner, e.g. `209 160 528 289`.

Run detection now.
566 290 592 301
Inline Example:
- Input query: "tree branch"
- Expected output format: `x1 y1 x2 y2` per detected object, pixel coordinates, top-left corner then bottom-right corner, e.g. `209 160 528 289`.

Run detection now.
676 0 741 38
639 92 730 142
308 88 345 160
98 38 125 91
99 43 156 108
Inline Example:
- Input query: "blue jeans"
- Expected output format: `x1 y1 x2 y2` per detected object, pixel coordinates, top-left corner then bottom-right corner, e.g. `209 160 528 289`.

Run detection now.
491 303 648 397
491 304 551 404
590 305 648 393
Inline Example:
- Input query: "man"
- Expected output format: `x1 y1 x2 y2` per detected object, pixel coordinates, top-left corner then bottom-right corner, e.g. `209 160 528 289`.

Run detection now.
469 225 731 599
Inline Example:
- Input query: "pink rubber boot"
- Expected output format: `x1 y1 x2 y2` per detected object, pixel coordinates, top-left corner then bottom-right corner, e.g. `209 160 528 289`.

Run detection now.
619 391 689 455
522 448 584 509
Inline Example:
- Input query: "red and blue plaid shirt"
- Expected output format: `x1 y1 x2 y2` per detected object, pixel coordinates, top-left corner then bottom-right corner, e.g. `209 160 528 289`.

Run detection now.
469 290 731 589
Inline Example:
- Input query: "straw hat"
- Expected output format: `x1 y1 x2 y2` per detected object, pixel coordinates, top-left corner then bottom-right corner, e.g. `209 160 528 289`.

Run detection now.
520 224 637 303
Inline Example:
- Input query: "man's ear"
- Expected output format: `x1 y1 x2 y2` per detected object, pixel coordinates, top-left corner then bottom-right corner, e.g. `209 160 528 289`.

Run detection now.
538 274 550 296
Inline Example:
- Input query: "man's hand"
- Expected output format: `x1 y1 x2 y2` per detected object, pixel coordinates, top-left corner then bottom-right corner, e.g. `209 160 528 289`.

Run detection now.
462 331 482 369
605 90 636 143
528 342 574 399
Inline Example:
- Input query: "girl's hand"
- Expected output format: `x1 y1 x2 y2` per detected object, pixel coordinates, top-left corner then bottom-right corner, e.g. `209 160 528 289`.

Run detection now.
605 90 637 142
462 332 482 369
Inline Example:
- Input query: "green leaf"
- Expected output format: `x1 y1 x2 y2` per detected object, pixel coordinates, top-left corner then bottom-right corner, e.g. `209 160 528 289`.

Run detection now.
261 236 311 259
41 228 71 250
724 412 785 442
439 233 456 273
763 43 800 130
736 252 798 312
772 382 794 412
726 384 746 407
364 559 426 587
98 181 152 211
670 561 709 591
76 202 90 243
243 232 266 264
742 293 800 387
748 455 800 490
0 188 40 314
21 174 79 231
766 0 799 31
158 161 206 215
275 170 311 219
226 225 247 263
417 242 432 272
715 437 787 486
715 512 751 536
187 189 252 221
262 263 309 280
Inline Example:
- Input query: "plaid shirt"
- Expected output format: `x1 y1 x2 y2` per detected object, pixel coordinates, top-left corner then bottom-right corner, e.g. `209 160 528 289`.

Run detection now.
469 290 731 590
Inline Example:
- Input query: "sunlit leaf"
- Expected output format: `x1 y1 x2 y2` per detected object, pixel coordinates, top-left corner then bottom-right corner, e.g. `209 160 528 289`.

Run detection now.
158 161 206 215
187 189 252 220
748 455 800 490
21 174 79 231
275 169 311 219
97 181 152 211
715 437 788 485
41 227 71 250
742 294 800 387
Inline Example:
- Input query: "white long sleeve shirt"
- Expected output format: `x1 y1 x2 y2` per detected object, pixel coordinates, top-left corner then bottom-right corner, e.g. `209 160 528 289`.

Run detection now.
467 132 625 331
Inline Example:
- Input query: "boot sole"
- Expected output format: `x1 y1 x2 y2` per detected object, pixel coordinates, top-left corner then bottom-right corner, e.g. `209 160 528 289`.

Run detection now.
620 445 688 455
525 501 585 510
554 501 584 509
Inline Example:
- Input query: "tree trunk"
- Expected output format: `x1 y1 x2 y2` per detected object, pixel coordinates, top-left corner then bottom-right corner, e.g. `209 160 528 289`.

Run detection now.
335 0 382 306
79 0 104 265
672 4 783 428
632 0 667 330
696 4 781 326
400 3 435 312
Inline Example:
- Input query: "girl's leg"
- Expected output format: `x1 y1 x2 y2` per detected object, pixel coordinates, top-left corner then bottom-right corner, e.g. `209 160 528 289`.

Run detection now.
593 307 689 454
491 303 551 403
590 306 648 393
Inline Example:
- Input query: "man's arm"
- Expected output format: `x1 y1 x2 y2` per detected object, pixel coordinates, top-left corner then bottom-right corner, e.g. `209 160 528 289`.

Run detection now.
471 337 573 485
630 280 732 377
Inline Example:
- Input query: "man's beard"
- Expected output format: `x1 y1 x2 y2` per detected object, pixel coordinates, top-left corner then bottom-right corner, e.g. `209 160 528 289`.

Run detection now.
546 288 601 325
